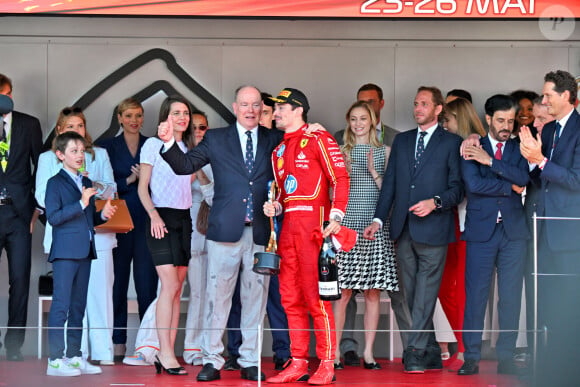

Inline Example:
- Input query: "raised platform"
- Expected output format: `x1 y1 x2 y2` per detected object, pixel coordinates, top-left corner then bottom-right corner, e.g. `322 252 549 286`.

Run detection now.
0 356 527 387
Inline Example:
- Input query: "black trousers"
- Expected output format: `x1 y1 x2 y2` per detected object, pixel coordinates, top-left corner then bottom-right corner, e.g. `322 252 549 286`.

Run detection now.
0 205 31 351
535 230 580 386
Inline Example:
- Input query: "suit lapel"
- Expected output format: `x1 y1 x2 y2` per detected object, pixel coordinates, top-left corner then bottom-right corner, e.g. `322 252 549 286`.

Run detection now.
413 126 443 176
502 139 516 164
407 129 417 176
227 125 248 176
253 126 268 175
552 110 579 161
482 136 493 157
59 169 82 198
5 114 21 172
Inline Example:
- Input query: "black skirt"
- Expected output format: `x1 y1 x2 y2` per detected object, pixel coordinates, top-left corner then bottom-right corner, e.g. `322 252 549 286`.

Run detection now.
145 207 192 267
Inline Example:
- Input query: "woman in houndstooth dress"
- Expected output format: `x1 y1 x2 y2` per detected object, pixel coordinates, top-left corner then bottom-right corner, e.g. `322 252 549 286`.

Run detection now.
333 101 398 369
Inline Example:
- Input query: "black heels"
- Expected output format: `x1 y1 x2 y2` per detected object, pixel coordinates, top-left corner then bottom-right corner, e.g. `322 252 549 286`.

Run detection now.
154 355 188 375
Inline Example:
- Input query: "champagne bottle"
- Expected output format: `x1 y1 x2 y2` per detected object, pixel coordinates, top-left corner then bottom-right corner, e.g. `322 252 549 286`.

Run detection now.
318 221 341 301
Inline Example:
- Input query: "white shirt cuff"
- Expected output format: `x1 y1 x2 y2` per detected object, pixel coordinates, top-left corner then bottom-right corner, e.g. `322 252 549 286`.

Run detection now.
162 137 176 152
372 217 383 228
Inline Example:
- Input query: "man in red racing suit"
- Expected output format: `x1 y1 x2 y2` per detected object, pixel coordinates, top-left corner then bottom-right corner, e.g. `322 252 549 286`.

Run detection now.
264 88 349 385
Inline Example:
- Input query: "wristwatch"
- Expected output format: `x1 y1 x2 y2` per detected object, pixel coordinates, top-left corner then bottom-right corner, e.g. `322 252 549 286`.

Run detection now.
330 214 342 223
433 196 443 210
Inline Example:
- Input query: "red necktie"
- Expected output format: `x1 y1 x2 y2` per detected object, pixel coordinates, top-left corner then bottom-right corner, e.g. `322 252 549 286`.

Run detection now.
495 143 503 160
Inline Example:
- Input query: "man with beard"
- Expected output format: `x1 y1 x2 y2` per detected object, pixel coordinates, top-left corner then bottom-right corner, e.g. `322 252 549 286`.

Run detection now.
458 94 529 376
364 86 463 374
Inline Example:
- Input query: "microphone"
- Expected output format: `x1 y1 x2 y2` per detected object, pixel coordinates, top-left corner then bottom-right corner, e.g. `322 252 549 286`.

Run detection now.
0 94 14 115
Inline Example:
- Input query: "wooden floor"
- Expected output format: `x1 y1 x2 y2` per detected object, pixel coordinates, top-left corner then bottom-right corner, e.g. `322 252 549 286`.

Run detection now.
0 357 528 387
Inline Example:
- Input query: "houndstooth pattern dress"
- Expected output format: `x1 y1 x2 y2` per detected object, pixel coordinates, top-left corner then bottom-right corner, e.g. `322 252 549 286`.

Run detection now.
337 144 398 291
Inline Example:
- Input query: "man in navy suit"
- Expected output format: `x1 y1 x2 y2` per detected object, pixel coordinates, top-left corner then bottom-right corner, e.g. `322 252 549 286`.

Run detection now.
458 94 529 376
520 70 580 385
159 86 283 382
364 86 463 374
0 74 43 361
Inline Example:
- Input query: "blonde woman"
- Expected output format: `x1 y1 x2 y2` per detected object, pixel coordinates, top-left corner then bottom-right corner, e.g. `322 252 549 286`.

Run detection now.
333 101 398 369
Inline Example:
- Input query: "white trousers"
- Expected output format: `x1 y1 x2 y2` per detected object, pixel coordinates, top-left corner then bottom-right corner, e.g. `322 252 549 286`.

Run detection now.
81 247 115 361
203 227 269 369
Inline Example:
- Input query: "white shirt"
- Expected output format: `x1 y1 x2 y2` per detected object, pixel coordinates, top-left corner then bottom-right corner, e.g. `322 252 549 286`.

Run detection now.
237 122 258 158
2 112 12 149
141 137 192 210
415 123 438 151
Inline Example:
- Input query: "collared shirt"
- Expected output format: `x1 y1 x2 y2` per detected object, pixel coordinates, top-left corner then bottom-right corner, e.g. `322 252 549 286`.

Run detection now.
2 112 12 148
555 107 574 138
236 122 258 158
63 168 83 192
487 135 505 159
487 135 506 222
376 123 382 142
528 107 575 171
415 123 438 151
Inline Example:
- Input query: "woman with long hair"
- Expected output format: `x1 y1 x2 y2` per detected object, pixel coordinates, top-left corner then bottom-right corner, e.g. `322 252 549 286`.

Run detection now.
333 101 399 369
137 95 194 375
439 97 486 369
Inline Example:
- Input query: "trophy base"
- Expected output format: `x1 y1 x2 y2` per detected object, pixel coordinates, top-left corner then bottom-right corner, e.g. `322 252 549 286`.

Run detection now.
253 252 281 275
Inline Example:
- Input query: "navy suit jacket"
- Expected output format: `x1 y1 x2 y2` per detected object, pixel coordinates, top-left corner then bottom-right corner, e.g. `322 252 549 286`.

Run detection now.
45 169 104 262
461 136 529 243
530 109 580 252
374 125 464 246
0 111 43 223
162 124 284 246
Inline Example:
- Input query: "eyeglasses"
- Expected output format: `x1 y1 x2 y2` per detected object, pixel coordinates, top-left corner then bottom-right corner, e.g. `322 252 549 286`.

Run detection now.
193 125 208 131
62 107 83 115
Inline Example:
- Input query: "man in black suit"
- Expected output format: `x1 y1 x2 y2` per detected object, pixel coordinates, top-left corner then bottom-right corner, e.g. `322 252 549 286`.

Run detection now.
364 86 463 374
520 70 580 385
0 73 43 361
158 86 282 382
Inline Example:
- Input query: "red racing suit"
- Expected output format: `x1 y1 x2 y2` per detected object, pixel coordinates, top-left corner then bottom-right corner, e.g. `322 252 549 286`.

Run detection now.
272 124 349 360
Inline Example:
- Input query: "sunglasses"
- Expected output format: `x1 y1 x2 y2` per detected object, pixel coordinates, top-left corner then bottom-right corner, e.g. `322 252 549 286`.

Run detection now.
193 125 208 131
62 107 83 115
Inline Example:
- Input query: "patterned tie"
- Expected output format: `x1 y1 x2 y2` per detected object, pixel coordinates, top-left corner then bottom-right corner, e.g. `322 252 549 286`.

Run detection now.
414 131 428 169
550 121 561 160
245 131 254 221
495 143 503 160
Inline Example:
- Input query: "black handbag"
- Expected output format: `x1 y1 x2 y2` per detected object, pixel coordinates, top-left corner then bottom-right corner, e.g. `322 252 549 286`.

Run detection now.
38 271 53 295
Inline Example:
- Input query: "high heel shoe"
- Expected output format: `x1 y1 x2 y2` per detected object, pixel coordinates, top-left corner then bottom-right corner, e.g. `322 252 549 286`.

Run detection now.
154 355 188 375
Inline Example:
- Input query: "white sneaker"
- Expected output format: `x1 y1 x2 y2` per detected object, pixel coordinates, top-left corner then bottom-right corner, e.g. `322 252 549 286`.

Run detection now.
47 358 81 377
99 360 115 366
123 352 152 366
66 356 103 374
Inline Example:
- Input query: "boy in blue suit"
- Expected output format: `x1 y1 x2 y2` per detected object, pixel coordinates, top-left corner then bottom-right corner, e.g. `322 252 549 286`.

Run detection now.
45 132 116 377
459 95 529 376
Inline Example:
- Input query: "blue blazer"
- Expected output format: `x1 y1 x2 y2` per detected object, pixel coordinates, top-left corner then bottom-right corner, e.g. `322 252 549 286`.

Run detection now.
531 109 580 251
461 136 529 243
161 124 284 246
45 169 104 262
374 125 464 246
